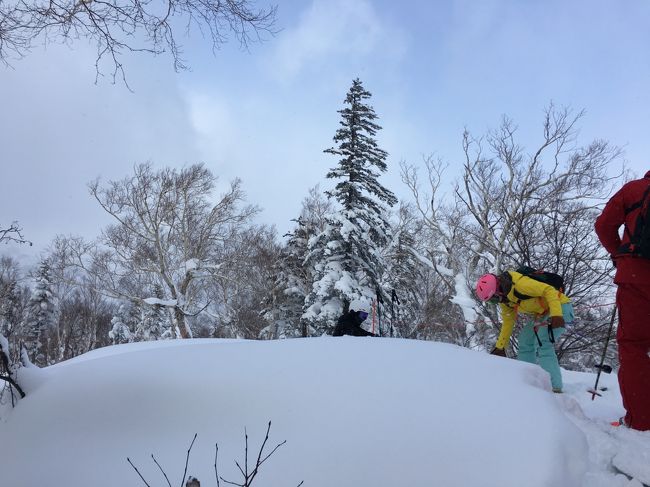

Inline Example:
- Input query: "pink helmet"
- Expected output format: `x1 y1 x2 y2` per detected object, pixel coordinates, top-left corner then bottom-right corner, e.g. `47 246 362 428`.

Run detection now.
476 274 498 301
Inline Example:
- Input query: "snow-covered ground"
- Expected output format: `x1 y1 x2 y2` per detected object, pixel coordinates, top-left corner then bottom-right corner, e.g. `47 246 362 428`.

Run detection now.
0 337 648 487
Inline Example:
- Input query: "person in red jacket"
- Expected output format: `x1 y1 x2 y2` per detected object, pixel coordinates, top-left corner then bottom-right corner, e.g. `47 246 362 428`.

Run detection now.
595 171 650 431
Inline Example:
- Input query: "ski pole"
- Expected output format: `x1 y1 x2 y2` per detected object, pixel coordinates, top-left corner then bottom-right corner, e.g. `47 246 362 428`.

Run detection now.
390 290 395 337
376 287 384 337
590 306 617 400
391 289 400 337
390 298 393 336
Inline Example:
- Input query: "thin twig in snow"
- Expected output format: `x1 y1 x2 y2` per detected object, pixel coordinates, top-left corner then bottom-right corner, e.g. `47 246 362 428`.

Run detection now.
180 433 198 487
127 457 152 487
152 454 173 487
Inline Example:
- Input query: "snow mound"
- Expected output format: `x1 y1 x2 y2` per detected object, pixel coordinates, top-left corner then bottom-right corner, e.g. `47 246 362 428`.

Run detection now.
0 338 587 487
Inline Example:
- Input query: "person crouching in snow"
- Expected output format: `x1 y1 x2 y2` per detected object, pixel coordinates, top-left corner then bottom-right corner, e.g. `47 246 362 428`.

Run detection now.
333 303 376 337
475 270 574 393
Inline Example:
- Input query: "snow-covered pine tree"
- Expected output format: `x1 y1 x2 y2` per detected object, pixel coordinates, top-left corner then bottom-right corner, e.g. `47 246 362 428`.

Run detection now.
136 285 167 341
262 186 335 338
0 279 27 363
262 218 312 339
108 302 136 344
1 280 22 339
303 78 397 334
383 204 426 337
22 260 55 366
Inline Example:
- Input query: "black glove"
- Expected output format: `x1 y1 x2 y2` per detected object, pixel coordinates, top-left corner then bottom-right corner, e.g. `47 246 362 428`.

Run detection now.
490 347 507 357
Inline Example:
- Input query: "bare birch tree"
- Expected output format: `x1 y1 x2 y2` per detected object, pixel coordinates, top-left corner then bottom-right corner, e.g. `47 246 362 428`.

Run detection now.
402 104 625 357
207 224 280 338
63 163 261 338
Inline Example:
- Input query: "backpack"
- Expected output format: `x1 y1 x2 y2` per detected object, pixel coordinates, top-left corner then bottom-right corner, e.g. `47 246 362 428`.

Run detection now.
621 183 650 258
503 265 566 302
516 265 565 291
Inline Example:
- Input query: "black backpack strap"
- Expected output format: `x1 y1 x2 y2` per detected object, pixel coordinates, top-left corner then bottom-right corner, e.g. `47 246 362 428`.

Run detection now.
625 176 650 215
624 183 650 219
513 288 532 302
622 182 650 247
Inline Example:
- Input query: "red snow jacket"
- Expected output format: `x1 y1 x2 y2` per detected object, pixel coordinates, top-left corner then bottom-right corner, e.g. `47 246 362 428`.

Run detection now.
595 170 650 284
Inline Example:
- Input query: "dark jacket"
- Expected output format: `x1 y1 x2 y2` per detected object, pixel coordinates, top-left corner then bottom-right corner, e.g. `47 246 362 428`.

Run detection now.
595 171 650 284
332 310 375 337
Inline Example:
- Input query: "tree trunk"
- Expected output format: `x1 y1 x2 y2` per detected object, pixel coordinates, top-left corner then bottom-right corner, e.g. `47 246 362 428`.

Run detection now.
175 307 191 338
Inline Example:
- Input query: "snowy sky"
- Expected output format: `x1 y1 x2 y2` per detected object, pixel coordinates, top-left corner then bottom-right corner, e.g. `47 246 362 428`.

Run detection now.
1 0 649 262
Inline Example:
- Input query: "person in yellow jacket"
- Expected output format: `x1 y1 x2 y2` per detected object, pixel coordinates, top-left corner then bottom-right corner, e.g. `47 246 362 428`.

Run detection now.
475 270 574 393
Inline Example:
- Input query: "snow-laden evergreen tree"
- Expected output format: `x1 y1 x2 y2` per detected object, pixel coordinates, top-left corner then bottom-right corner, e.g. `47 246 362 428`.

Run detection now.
262 186 335 338
0 280 22 341
303 78 397 334
0 282 27 364
108 303 135 344
22 260 55 366
135 285 167 341
262 218 312 339
383 204 427 337
1 258 32 363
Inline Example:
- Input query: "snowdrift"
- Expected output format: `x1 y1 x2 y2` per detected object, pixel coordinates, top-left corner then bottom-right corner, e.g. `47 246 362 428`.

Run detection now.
0 338 588 487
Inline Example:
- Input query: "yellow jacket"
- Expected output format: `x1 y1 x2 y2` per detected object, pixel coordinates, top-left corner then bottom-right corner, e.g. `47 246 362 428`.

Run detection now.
495 271 571 349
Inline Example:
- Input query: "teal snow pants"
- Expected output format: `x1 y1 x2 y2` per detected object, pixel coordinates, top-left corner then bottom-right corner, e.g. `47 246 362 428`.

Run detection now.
517 303 574 391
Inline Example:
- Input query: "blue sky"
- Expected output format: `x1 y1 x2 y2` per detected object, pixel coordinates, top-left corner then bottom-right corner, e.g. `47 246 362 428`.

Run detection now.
1 0 648 261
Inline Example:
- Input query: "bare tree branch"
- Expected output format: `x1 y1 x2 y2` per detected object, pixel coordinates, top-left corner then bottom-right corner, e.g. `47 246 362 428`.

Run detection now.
152 454 173 487
217 421 301 487
127 423 302 487
0 0 278 83
66 163 263 338
0 334 26 400
0 222 32 246
180 433 197 487
400 103 626 357
127 457 153 487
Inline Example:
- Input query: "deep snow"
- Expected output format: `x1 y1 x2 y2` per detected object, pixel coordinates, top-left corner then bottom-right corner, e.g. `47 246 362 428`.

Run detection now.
0 337 648 487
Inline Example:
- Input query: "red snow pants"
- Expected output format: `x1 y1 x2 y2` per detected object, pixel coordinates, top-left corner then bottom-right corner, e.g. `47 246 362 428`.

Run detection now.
616 283 650 431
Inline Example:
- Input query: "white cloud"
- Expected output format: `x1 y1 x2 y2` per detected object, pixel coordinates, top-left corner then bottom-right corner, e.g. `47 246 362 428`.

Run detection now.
186 91 235 160
0 43 200 255
268 0 388 81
